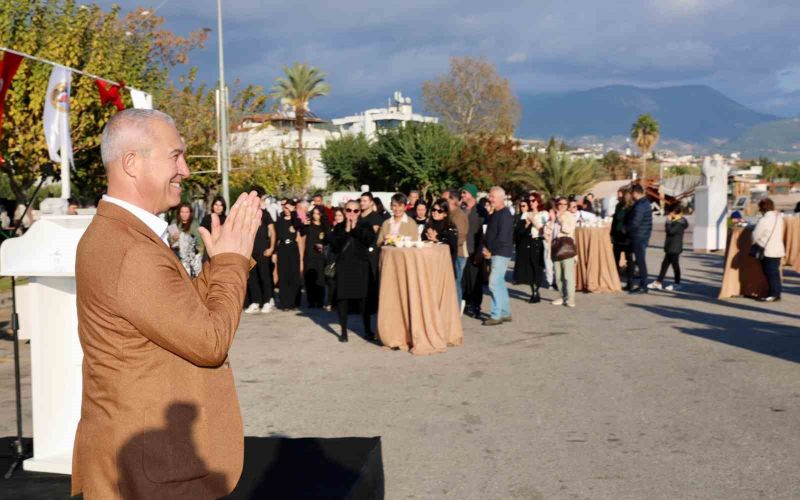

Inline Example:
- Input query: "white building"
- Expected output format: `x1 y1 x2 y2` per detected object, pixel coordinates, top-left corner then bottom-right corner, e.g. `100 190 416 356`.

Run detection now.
332 91 437 140
229 109 334 188
229 92 438 189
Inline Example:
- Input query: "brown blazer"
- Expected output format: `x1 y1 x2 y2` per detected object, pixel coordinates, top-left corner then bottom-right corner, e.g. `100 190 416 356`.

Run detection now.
72 201 250 499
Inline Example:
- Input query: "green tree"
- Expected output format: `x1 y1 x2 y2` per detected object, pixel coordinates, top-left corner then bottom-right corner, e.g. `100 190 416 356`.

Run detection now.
630 114 660 181
373 122 463 199
600 150 634 180
229 149 309 197
512 146 600 201
0 1 208 203
270 63 330 158
321 133 376 191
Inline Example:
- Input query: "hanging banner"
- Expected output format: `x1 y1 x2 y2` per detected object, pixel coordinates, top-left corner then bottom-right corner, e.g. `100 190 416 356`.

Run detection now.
129 88 152 110
95 79 125 111
0 51 24 163
43 65 74 165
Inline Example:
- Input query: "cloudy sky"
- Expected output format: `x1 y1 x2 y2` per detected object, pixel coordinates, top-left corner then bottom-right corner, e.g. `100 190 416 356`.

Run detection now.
95 0 800 119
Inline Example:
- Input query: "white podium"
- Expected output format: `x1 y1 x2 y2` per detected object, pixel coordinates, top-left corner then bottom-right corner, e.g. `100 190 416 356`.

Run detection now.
0 214 93 474
693 156 729 252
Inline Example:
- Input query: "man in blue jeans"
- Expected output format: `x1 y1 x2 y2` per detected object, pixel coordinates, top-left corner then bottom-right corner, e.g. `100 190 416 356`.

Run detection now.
482 186 514 326
627 184 653 294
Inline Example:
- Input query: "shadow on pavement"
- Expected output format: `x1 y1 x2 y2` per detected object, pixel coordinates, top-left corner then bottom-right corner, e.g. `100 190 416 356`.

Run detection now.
630 303 800 364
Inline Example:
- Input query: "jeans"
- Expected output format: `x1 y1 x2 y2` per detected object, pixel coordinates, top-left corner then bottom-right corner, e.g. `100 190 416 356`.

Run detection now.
631 240 649 289
455 256 467 306
761 257 782 299
553 257 576 304
488 256 511 320
657 253 681 284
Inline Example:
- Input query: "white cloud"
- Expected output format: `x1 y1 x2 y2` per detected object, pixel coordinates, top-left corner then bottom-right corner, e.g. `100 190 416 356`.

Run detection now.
506 52 527 64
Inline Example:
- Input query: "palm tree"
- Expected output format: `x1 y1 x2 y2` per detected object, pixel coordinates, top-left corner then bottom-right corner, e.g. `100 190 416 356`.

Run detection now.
270 63 330 158
511 146 600 201
630 114 660 181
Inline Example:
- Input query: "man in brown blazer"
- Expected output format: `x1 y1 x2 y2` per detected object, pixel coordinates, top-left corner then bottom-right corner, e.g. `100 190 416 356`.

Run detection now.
72 108 261 499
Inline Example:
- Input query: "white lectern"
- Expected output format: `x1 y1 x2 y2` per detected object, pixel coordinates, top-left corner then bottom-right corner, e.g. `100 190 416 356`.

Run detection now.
0 214 93 474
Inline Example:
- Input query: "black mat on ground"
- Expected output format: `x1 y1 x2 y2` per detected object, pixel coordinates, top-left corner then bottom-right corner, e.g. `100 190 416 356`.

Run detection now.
0 436 384 500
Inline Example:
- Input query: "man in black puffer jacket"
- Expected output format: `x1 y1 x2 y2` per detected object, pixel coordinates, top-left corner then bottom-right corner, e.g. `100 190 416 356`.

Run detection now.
627 184 653 293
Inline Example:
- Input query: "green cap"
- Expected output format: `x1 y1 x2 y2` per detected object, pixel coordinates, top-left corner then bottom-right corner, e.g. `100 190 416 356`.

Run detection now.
461 183 478 198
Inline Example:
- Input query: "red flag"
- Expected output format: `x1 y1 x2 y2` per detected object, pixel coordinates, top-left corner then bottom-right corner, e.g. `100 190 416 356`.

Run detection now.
0 51 24 163
95 79 125 111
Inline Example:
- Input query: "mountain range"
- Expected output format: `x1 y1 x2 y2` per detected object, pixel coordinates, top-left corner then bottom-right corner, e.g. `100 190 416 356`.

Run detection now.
517 85 800 159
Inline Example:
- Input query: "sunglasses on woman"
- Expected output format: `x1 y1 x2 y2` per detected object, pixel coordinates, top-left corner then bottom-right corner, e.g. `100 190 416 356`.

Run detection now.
431 208 445 214
345 208 361 213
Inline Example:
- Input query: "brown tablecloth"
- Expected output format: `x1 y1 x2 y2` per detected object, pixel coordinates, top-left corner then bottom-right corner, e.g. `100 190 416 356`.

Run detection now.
377 245 463 355
719 226 770 299
574 227 622 293
783 216 800 272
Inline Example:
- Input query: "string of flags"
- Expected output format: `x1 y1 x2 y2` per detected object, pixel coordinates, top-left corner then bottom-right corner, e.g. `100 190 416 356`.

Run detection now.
0 47 154 164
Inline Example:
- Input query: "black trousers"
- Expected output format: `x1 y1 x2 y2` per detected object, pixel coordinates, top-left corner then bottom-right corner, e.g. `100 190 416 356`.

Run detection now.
761 257 782 298
631 240 649 289
247 256 274 305
657 252 681 284
613 243 634 287
461 257 484 310
337 298 372 336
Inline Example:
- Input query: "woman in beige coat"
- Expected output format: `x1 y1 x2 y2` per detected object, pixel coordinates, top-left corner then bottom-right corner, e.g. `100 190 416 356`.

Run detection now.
752 198 785 302
377 193 420 245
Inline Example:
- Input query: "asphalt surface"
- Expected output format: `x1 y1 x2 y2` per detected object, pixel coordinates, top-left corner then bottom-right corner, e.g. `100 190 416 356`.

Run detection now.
2 221 799 499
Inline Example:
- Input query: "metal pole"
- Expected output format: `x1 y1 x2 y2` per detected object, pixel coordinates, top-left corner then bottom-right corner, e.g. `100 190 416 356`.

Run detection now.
216 0 230 208
60 120 70 199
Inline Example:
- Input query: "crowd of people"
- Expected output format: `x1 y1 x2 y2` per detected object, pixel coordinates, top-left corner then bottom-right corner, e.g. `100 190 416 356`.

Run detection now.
162 182 791 341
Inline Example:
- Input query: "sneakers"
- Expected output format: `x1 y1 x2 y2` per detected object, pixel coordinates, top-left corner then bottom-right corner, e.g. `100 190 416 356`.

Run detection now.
500 316 512 323
261 301 274 313
483 318 503 326
664 283 680 291
551 298 564 306
566 301 576 308
647 281 663 290
760 296 781 302
244 303 260 314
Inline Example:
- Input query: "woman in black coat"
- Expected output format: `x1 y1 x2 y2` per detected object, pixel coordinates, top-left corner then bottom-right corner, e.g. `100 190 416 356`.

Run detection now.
422 198 459 264
329 201 376 343
200 196 227 262
323 207 345 311
611 190 634 290
275 198 304 310
303 207 329 308
514 197 546 302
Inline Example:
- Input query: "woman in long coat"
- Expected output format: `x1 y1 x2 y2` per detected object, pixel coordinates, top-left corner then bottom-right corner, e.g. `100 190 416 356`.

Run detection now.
329 200 376 343
275 198 304 310
514 196 546 303
303 207 329 308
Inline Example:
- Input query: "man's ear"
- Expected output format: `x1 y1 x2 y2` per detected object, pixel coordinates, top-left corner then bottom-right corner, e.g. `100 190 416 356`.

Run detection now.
121 151 138 178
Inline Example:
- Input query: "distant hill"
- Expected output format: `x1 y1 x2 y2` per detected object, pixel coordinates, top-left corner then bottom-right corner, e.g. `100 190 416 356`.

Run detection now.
723 118 800 160
518 84 779 143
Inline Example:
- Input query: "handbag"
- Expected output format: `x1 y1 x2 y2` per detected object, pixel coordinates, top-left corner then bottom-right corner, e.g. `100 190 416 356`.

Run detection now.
323 238 351 279
552 236 577 261
749 214 778 260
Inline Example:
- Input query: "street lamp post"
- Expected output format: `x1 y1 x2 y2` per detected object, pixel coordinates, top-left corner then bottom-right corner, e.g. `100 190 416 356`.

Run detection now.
216 0 231 208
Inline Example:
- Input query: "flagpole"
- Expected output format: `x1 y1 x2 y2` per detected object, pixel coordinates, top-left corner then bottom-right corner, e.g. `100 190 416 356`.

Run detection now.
60 125 70 199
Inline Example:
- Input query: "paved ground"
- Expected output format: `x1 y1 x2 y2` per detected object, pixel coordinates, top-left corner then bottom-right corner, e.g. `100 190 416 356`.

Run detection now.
2 223 799 499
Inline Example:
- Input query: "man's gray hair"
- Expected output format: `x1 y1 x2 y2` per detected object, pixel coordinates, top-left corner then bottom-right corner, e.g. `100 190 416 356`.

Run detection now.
100 109 176 167
489 186 506 198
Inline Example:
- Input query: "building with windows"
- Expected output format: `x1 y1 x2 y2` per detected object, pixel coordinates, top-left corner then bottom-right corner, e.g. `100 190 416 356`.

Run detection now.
332 91 437 140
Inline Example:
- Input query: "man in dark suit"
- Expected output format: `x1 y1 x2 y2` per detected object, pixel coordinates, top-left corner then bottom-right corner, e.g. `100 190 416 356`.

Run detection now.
627 184 653 294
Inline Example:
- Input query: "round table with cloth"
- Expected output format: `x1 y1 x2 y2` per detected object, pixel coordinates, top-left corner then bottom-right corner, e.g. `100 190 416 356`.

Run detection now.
783 215 800 272
718 226 779 299
377 244 463 355
574 226 622 293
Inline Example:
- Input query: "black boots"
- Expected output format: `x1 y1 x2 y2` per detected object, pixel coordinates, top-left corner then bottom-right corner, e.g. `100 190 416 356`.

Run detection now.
529 284 541 303
339 330 348 343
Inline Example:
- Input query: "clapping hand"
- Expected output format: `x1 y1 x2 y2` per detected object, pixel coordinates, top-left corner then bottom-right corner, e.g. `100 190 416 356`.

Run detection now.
199 192 262 259
425 227 438 241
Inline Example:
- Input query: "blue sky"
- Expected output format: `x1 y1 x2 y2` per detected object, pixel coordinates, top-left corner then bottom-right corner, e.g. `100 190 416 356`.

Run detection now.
93 0 800 119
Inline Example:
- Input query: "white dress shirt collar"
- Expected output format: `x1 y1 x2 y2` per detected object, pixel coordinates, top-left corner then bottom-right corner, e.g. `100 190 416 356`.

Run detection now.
102 195 169 246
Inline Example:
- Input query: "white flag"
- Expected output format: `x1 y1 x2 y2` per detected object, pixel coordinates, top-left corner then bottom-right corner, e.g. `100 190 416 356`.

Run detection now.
129 88 153 110
43 65 73 165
